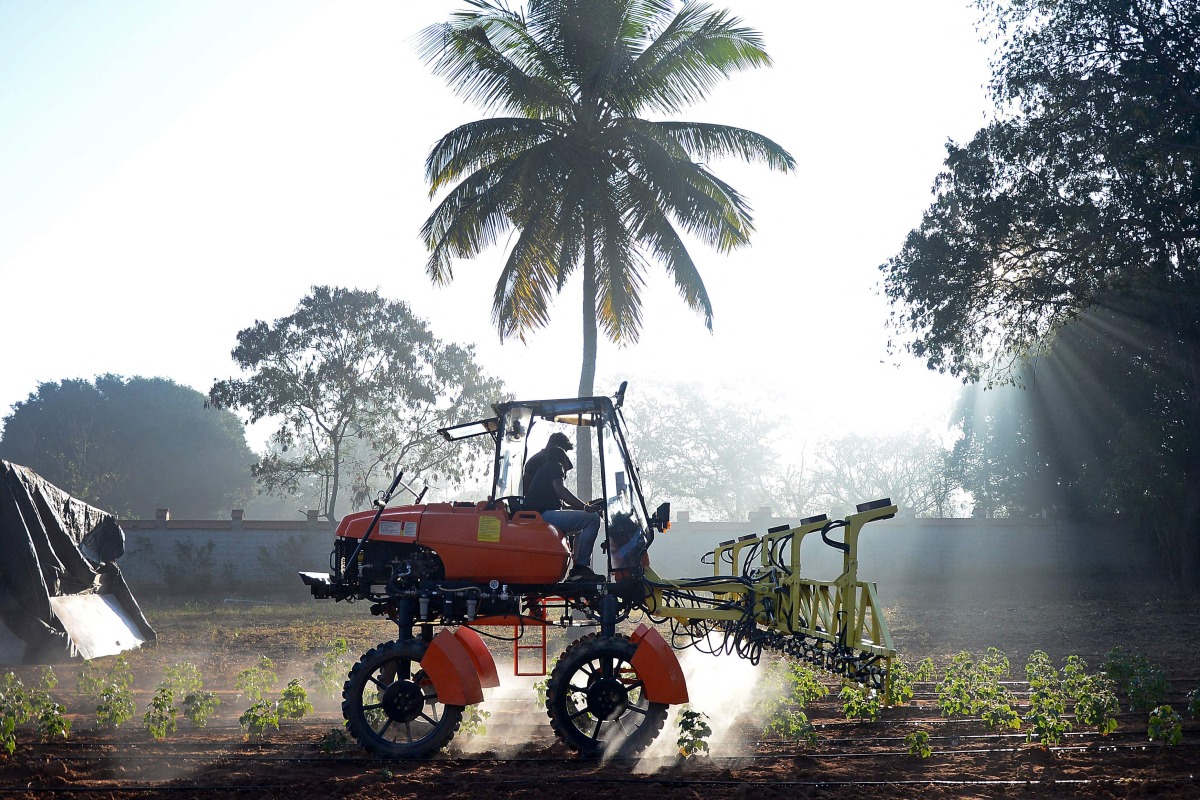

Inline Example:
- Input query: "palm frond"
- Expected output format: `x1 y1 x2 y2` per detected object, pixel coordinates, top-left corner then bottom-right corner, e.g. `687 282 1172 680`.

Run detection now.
618 127 754 251
592 185 648 344
417 7 572 117
626 200 714 330
623 1 773 114
425 117 561 193
493 203 566 340
648 120 795 172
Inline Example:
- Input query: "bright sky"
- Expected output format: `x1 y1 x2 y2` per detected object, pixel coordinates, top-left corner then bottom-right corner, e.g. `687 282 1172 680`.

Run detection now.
0 0 992 449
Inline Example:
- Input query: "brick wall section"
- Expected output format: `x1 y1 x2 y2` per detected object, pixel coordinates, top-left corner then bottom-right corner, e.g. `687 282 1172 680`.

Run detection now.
119 510 336 599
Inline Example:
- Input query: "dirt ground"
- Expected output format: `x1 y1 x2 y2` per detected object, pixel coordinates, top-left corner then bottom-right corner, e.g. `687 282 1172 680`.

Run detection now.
2 586 1199 800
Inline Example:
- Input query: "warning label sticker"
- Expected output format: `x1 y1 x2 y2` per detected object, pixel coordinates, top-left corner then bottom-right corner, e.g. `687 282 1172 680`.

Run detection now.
477 516 501 543
379 521 401 537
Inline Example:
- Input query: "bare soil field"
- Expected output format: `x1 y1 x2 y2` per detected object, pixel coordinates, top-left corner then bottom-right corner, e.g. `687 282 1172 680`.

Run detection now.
2 586 1198 799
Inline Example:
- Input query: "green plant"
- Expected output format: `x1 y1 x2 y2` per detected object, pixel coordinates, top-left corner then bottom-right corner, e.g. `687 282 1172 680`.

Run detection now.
1102 647 1170 712
95 684 136 729
239 700 280 740
885 659 915 706
279 679 313 723
1187 688 1200 719
760 700 818 746
0 674 33 755
979 697 1022 731
1147 705 1182 745
1062 657 1119 736
936 650 1015 725
158 663 219 727
143 686 178 741
782 662 831 706
905 728 932 758
38 667 58 692
460 704 490 737
35 701 71 742
161 663 203 698
839 686 880 722
913 657 939 683
979 647 1011 678
78 656 135 729
183 690 220 728
236 657 278 703
319 727 351 753
1024 651 1071 746
676 706 712 757
313 638 352 698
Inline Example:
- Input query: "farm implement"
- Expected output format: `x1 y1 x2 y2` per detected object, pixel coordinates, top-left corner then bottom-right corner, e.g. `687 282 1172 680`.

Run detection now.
301 383 897 758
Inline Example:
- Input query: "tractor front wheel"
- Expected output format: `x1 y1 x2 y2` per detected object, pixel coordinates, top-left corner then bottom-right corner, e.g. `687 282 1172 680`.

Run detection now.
545 632 668 757
342 640 463 758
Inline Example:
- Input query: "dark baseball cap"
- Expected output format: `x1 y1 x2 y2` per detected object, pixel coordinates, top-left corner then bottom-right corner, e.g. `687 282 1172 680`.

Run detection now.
547 431 574 451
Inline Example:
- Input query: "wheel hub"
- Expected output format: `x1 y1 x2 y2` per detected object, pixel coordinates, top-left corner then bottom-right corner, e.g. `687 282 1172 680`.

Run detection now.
585 677 628 720
380 679 425 723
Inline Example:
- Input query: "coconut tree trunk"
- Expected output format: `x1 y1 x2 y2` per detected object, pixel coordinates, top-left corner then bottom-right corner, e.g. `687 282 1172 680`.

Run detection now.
577 226 598 499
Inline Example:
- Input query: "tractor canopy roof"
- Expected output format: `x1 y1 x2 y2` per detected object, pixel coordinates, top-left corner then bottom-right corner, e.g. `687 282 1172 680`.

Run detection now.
492 394 616 428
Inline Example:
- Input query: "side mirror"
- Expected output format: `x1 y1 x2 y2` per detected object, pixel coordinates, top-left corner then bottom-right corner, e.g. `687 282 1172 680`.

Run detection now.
651 501 671 532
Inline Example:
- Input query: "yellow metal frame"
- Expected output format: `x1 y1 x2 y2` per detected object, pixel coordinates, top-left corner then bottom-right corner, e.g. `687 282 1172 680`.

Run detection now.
643 503 898 689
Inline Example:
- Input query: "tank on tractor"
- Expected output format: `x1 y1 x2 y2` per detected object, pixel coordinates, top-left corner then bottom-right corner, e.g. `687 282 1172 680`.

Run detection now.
301 382 898 759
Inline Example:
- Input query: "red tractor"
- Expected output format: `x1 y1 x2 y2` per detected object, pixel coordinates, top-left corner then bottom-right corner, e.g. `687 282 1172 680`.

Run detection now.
302 383 898 758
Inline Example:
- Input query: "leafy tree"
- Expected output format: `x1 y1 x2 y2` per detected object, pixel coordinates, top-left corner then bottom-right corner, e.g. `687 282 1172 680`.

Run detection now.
0 375 256 518
622 384 780 521
951 306 1197 586
208 286 504 520
881 0 1200 588
806 432 961 519
418 0 795 494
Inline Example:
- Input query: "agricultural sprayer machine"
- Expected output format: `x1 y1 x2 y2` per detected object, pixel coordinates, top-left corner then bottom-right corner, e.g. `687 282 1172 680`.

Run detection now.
301 383 897 758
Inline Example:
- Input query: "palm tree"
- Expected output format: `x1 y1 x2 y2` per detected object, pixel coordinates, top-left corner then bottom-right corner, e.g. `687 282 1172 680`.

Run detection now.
419 0 795 492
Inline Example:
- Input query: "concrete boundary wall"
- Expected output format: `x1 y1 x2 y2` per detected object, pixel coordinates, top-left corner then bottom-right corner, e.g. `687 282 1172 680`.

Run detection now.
114 508 1167 599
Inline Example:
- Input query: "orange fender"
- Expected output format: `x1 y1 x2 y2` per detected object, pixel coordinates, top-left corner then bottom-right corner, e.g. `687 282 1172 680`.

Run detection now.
630 623 689 705
453 626 500 689
422 630 484 706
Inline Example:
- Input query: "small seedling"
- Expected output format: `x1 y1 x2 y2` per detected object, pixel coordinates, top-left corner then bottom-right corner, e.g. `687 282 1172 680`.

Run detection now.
676 706 712 757
761 699 818 746
1147 705 1182 746
313 638 352 698
1102 647 1170 712
79 657 135 729
35 701 71 742
239 700 280 740
143 687 178 741
95 684 136 729
913 657 939 683
839 686 880 722
885 659 915 706
460 704 490 737
161 663 204 698
905 728 932 758
279 679 313 723
319 727 351 753
183 690 220 728
236 657 279 703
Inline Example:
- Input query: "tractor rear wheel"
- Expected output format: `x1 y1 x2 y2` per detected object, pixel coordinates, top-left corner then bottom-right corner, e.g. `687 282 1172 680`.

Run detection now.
342 640 463 758
546 632 668 757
